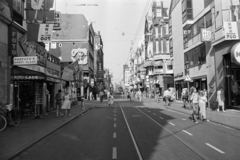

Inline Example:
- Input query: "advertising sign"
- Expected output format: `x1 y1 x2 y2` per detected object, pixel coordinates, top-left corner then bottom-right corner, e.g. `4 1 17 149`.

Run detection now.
201 28 212 42
11 28 18 56
53 11 61 30
38 24 54 42
13 75 45 80
231 42 240 65
223 22 240 40
13 56 38 65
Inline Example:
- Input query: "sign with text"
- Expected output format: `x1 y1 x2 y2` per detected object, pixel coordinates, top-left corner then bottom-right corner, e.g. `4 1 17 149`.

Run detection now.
38 24 53 42
11 28 18 56
13 75 45 80
223 22 240 40
53 11 61 30
13 56 38 65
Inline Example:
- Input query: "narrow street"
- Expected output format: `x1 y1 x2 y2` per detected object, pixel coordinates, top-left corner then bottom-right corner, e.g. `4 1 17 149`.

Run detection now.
11 95 240 160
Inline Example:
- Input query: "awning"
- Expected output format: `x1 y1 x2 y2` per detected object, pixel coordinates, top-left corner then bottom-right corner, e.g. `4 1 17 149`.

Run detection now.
143 61 154 68
166 60 173 65
61 67 74 81
155 60 163 66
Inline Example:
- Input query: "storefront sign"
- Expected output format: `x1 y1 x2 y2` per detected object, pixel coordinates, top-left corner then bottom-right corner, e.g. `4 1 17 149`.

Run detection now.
231 42 240 65
53 11 61 30
201 28 212 42
223 22 240 40
38 24 53 42
13 56 38 65
11 29 18 56
19 34 47 66
13 75 45 80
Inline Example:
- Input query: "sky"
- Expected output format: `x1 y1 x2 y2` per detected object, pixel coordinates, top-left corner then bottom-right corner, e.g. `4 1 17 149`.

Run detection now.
55 0 171 83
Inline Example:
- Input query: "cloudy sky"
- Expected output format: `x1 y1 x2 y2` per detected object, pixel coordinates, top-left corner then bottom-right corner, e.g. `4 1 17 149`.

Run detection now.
55 0 171 83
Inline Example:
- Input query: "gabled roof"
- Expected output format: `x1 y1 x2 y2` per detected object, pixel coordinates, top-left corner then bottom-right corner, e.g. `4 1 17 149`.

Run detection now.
52 14 89 41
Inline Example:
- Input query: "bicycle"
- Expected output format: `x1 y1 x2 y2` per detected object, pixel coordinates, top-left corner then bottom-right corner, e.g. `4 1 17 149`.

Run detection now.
0 103 20 131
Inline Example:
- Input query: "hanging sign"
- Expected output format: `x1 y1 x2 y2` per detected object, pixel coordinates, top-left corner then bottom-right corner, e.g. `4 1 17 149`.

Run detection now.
223 22 240 40
231 42 240 65
201 28 212 41
38 24 53 42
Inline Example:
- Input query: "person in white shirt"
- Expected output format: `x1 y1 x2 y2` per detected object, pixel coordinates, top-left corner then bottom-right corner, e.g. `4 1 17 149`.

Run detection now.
163 88 171 106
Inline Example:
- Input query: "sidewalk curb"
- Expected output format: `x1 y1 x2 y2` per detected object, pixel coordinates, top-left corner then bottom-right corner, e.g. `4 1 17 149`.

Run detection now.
8 106 92 160
165 106 240 131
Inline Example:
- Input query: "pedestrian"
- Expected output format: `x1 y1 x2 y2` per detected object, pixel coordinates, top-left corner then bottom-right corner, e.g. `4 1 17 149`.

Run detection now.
127 91 131 101
163 88 171 106
100 90 104 102
79 95 85 110
55 89 63 117
108 92 114 108
198 91 209 121
156 88 160 103
182 88 189 109
217 87 225 112
61 90 72 117
137 90 142 102
190 88 199 123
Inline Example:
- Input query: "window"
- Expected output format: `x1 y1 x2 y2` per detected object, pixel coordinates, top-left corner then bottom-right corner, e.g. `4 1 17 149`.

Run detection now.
156 41 159 53
161 40 164 53
231 5 240 22
205 11 212 28
197 17 204 33
167 65 173 70
13 0 24 16
182 0 193 23
155 27 158 37
156 9 162 17
166 40 169 53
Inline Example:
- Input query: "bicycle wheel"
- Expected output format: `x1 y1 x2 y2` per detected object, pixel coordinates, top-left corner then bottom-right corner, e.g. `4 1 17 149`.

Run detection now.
0 115 7 131
11 109 20 126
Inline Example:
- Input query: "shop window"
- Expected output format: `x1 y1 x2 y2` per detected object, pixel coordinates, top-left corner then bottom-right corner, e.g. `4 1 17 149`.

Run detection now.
205 11 212 28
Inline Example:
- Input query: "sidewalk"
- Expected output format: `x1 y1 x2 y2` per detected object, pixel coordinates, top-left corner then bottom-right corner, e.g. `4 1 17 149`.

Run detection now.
141 98 240 130
0 103 92 160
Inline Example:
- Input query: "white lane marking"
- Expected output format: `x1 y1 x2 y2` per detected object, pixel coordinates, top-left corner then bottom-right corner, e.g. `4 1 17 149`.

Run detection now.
119 104 143 160
182 118 186 120
114 123 116 128
114 118 116 121
169 122 175 126
114 114 116 117
205 143 225 154
137 108 208 159
182 130 193 136
113 132 116 138
153 113 156 115
148 111 151 112
112 147 117 159
159 117 164 119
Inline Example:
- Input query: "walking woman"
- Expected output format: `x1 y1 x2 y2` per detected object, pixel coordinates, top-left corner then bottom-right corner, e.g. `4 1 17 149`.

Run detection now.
198 91 209 121
190 88 199 123
61 90 72 117
217 87 225 112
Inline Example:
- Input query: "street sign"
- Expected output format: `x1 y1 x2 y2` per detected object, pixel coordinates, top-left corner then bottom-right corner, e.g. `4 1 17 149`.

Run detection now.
184 75 192 81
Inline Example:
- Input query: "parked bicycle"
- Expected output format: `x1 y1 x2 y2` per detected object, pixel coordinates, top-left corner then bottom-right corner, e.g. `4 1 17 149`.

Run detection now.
0 103 20 131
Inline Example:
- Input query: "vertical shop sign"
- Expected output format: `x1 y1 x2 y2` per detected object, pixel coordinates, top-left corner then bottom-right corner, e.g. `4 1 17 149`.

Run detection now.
223 22 240 40
38 24 53 42
12 29 17 56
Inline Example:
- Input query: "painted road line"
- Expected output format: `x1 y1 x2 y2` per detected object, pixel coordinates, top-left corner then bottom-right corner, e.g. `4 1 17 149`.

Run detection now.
114 123 116 128
112 147 117 159
114 118 116 121
169 122 175 126
153 113 156 115
205 143 225 154
159 117 164 119
114 114 116 117
113 132 116 138
119 103 143 160
182 118 186 120
182 130 193 136
148 111 151 112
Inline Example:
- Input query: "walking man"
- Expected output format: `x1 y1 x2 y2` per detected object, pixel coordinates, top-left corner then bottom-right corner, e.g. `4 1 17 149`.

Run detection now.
191 88 199 123
55 89 63 117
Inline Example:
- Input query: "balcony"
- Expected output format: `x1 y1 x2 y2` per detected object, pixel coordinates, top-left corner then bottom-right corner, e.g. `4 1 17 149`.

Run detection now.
153 17 162 27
